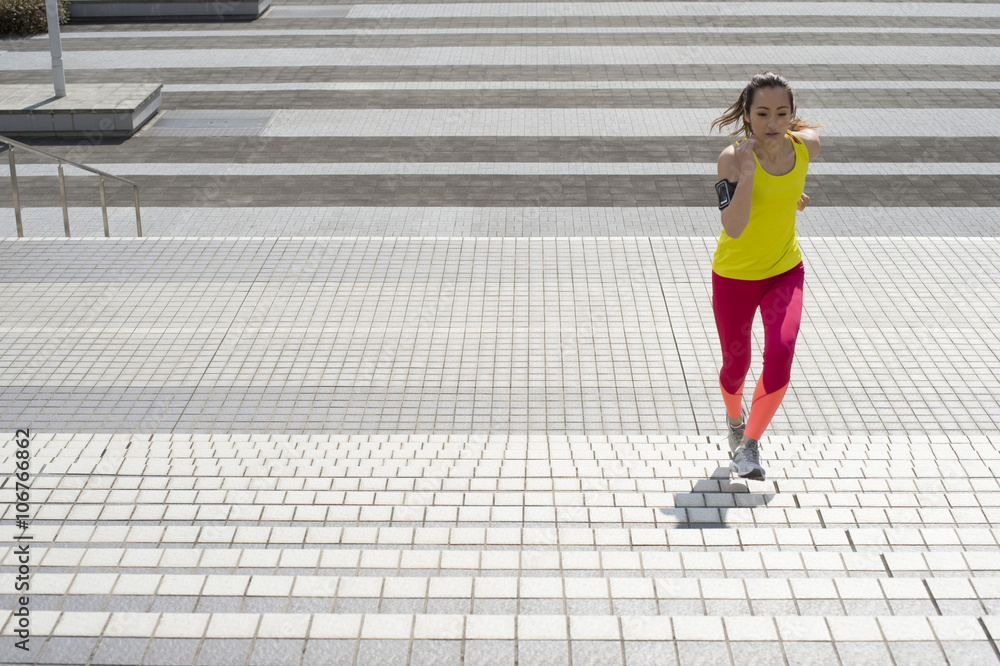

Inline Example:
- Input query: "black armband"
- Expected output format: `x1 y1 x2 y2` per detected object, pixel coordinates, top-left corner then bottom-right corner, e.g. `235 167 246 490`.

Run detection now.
715 179 738 210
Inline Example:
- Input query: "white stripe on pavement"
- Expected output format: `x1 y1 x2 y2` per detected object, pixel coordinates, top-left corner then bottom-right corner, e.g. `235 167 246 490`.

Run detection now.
342 2 1000 19
251 108 1000 137
3 206 997 232
162 80 1000 93
38 27 1000 39
6 45 1000 70
8 163 1000 178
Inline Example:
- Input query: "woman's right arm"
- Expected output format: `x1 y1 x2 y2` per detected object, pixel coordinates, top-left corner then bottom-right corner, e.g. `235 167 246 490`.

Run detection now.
718 140 757 239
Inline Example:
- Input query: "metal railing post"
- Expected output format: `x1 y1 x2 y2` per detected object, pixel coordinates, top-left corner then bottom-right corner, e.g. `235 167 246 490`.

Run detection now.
133 186 142 237
99 177 109 238
58 162 70 237
8 146 23 238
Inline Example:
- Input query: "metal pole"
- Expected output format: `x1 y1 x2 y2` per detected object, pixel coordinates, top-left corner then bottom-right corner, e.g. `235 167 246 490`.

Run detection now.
133 186 142 237
44 0 66 98
8 146 23 238
99 177 109 237
58 162 70 237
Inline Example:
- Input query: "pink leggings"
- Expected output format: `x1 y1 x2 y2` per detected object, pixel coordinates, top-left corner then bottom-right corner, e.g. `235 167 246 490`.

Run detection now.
712 262 804 440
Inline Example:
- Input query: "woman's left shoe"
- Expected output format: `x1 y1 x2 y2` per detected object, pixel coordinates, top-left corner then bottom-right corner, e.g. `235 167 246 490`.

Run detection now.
730 439 766 480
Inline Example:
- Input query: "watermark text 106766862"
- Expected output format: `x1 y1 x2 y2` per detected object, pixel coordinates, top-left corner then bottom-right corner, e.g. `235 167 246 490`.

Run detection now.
12 429 32 652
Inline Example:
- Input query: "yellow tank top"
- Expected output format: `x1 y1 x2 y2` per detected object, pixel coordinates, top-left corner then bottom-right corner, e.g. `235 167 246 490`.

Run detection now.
711 133 808 280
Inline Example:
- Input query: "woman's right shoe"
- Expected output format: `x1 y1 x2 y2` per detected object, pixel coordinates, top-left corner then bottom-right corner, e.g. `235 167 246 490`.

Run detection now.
730 438 766 480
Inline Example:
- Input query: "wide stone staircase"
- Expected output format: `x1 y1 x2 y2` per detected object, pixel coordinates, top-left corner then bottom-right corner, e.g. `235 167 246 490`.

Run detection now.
3 432 1000 664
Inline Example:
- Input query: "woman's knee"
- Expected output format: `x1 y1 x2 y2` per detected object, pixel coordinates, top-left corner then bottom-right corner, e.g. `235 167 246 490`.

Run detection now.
721 354 752 386
762 343 795 383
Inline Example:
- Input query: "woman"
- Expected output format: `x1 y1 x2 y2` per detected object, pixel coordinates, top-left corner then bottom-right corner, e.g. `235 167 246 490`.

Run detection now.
709 72 821 480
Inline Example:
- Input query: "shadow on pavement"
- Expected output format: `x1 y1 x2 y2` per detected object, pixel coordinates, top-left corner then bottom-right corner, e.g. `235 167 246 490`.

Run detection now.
660 466 775 529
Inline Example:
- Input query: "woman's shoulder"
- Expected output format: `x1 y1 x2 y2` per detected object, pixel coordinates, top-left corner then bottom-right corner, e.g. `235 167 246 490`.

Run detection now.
790 129 820 161
717 143 740 181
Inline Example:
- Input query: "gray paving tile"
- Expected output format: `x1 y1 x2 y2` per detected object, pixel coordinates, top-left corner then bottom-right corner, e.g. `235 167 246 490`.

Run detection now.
749 600 799 615
301 640 357 666
463 640 516 666
59 595 108 612
195 639 254 666
565 599 611 615
936 600 986 615
571 641 624 666
612 599 659 616
841 600 892 615
354 640 410 666
728 641 785 665
148 596 199 613
520 599 565 615
939 641 1000 664
90 638 150 666
247 639 305 666
887 642 950 666
195 597 244 613
795 600 844 615
518 640 571 666
240 598 288 613
35 637 100 665
335 598 381 613
409 640 463 666
659 600 705 615
704 600 752 616
888 600 939 615
425 599 472 614
675 641 730 666
380 599 426 614
782 642 841 666
32 596 66 611
834 642 895 666
143 639 201 666
287 598 334 613
103 596 154 612
624 641 677 666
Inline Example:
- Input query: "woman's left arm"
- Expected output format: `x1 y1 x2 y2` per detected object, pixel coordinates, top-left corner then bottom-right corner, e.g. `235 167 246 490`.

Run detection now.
793 128 821 161
794 129 819 211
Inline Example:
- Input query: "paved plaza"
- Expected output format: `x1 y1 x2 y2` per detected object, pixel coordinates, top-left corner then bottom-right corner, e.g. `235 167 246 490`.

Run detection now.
2 0 1000 664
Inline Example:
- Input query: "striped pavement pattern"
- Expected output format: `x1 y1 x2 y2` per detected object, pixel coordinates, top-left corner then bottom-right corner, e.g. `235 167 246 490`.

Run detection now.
1 1 1000 665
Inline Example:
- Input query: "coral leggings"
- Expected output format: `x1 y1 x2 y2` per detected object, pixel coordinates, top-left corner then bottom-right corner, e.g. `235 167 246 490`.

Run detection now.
712 262 804 440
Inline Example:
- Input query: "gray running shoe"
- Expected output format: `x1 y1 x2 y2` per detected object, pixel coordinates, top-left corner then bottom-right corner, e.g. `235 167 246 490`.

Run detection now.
726 408 747 454
730 439 766 480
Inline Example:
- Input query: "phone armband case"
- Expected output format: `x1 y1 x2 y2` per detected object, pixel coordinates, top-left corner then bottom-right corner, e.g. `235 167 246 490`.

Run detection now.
716 179 738 210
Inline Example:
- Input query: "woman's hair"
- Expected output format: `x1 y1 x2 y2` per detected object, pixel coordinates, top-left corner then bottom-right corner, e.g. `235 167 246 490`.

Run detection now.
711 71 823 138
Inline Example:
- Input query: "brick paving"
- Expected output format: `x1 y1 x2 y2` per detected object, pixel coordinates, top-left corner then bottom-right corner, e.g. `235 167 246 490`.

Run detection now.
1 1 1000 664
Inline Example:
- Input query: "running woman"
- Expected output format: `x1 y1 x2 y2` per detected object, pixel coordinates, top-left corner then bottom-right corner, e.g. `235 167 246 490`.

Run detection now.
709 72 822 480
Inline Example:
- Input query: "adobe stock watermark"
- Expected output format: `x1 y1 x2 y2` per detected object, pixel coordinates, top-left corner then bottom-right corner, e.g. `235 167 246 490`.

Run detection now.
11 429 33 654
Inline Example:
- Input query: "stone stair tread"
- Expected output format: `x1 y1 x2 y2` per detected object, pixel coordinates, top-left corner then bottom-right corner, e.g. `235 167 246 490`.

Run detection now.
3 611 999 643
8 527 1000 550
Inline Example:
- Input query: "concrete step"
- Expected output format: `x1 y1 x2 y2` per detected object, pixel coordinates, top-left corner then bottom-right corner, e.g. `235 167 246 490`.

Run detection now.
3 611 999 665
8 543 1000 572
9 570 1000 615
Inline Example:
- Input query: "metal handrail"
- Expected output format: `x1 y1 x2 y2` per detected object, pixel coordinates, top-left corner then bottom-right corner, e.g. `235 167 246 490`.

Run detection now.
1 134 142 238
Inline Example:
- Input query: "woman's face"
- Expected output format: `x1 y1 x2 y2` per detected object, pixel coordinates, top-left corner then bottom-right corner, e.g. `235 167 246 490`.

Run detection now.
744 86 793 144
